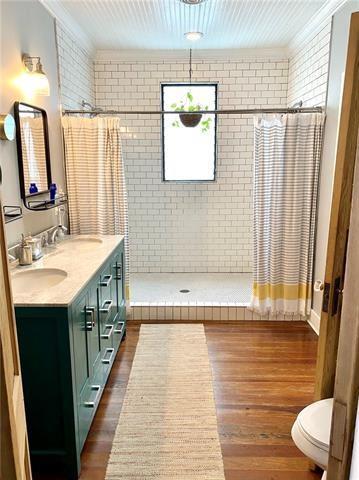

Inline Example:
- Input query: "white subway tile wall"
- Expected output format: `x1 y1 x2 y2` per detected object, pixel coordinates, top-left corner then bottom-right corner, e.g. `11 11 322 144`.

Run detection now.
287 20 332 107
56 22 95 110
127 303 306 322
94 58 289 273
55 15 333 275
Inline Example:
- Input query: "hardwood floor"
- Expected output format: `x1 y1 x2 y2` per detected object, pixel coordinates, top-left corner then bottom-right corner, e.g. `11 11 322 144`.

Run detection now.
39 321 322 479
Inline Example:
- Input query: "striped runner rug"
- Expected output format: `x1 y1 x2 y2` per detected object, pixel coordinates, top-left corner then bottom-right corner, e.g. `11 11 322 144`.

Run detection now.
105 324 225 479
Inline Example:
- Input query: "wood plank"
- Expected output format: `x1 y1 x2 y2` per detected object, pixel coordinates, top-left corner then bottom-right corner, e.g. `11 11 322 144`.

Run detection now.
35 321 321 479
76 321 320 480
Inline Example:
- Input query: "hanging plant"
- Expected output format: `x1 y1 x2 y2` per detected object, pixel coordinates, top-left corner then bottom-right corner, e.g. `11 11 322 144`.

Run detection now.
171 92 212 132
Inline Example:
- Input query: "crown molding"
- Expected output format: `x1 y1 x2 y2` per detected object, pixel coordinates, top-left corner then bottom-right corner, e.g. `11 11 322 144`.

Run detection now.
95 47 289 63
288 0 349 53
39 0 95 55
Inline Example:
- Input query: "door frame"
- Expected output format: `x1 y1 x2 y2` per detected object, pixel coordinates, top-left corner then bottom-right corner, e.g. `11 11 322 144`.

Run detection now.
0 200 32 477
315 11 359 401
327 137 359 480
313 10 359 480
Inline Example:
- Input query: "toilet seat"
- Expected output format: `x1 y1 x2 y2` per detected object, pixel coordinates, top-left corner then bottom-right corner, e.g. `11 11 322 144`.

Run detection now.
291 398 333 470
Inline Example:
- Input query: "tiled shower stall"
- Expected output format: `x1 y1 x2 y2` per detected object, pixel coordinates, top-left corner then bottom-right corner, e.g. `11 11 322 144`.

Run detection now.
56 21 331 320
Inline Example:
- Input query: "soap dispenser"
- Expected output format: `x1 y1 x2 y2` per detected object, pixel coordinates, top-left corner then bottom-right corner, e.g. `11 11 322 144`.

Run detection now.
19 234 33 266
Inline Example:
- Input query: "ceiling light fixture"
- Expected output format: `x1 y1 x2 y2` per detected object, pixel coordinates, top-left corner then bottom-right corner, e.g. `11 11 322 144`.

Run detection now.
180 0 207 4
185 31 203 41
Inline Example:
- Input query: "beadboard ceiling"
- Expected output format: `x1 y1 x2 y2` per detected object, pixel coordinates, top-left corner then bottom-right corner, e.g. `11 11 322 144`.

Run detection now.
44 0 338 51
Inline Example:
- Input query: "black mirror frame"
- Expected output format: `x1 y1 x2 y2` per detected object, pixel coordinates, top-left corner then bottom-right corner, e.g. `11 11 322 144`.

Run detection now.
13 101 52 203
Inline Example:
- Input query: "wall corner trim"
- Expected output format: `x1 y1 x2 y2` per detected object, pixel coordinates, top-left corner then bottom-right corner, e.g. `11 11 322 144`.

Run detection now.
39 0 95 55
308 309 321 335
288 0 348 54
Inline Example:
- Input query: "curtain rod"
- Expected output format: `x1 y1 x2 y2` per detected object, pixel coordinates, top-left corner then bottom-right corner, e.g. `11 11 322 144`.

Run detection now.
63 107 323 116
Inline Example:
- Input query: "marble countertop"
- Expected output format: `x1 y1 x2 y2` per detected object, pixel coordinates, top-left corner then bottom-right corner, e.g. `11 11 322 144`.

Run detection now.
11 234 124 307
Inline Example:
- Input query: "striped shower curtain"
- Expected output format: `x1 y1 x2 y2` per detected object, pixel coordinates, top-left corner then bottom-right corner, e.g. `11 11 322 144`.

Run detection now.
62 116 129 292
250 113 325 316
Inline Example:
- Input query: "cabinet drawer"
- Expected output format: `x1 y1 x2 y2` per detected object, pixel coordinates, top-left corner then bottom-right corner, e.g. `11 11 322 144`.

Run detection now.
101 346 116 381
113 311 125 351
78 381 102 450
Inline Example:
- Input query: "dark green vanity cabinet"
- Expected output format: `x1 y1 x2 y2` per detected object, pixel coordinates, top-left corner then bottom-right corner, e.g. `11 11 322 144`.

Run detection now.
14 241 126 479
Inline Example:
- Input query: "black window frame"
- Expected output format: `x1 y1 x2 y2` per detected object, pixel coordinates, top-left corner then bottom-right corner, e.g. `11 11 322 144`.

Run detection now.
161 82 218 183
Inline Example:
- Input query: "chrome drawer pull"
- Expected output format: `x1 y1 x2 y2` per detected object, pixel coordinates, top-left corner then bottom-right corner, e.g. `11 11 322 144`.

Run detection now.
100 300 113 314
99 274 112 287
84 306 96 331
114 321 125 334
84 385 101 408
101 324 114 340
86 320 95 331
102 347 115 364
113 263 122 280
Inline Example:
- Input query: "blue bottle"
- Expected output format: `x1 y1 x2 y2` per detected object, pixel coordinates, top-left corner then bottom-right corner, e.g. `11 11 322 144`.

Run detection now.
50 183 57 204
29 183 38 194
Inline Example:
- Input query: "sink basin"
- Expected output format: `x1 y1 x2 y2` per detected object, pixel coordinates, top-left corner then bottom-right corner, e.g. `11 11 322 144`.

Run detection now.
65 237 103 248
12 268 68 293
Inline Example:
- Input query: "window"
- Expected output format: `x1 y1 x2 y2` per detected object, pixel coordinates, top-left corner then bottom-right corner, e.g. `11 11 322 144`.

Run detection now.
162 83 217 181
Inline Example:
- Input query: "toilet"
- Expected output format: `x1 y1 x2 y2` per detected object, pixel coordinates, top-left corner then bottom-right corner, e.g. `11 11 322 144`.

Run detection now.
291 398 334 480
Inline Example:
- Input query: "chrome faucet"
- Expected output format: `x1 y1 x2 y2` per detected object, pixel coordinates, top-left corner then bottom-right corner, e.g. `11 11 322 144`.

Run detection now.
50 225 68 244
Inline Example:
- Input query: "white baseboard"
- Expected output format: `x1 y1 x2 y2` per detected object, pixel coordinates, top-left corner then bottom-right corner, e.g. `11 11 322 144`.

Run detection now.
308 309 320 335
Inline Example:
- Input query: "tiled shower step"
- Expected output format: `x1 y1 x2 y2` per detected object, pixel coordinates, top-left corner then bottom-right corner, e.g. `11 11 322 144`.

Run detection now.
128 302 305 321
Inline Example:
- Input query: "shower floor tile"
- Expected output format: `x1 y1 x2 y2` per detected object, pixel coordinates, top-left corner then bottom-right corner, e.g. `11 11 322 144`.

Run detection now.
130 273 252 305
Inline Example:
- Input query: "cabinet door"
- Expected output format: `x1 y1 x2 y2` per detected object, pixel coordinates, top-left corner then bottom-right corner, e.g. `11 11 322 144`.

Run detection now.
112 250 124 310
72 290 90 398
112 249 126 350
87 284 101 378
72 289 103 451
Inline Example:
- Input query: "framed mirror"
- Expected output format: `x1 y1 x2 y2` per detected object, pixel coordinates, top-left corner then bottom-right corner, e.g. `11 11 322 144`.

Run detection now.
14 102 52 203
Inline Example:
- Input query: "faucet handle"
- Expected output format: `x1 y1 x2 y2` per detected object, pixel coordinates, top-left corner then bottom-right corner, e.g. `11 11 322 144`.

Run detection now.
8 252 17 263
41 232 49 247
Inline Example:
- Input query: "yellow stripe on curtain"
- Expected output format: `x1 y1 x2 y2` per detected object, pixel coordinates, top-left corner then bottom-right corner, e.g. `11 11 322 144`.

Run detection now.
253 283 312 301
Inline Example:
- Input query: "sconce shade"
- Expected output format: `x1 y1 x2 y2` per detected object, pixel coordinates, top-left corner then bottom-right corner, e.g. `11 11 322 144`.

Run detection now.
21 54 50 96
32 69 50 96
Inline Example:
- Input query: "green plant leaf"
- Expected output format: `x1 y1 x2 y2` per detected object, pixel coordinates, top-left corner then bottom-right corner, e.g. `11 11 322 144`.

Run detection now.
170 103 177 109
187 92 193 102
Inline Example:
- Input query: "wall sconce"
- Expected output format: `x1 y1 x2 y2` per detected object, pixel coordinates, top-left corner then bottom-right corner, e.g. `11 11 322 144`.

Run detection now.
21 54 50 96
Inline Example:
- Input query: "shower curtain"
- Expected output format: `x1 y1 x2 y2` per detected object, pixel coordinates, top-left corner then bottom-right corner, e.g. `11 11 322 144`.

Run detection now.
250 113 325 316
62 116 129 293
